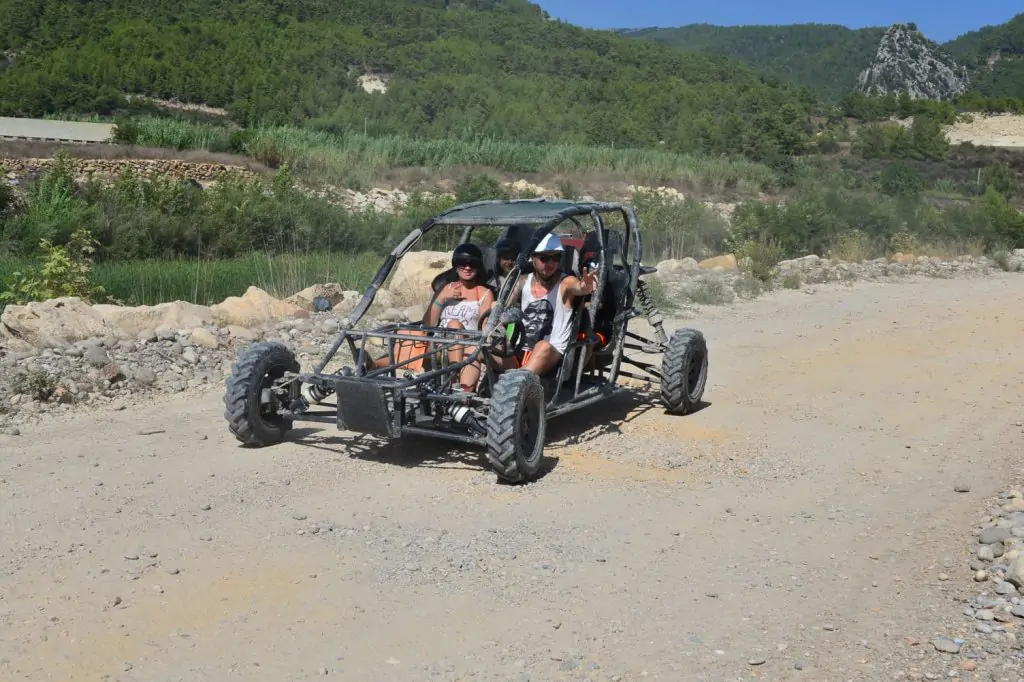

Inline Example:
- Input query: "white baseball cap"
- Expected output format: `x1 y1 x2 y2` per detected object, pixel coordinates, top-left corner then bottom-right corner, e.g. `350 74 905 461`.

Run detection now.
533 233 564 253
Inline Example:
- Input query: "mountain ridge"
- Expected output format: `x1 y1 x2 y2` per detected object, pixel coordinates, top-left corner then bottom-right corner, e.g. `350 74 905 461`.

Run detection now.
618 13 1023 103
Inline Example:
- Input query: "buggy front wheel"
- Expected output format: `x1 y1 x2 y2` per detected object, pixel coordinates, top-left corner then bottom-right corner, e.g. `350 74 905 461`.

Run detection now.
224 341 300 446
484 369 546 483
660 328 708 414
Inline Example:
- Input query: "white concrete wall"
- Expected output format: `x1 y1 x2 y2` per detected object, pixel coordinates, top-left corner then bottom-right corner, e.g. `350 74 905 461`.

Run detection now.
0 117 114 143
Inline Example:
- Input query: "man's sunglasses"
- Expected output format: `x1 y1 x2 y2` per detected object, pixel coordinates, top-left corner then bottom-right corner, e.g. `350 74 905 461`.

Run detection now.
533 253 561 264
453 259 479 269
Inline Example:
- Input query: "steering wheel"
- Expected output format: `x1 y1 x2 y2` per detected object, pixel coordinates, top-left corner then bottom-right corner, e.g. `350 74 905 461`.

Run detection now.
487 308 527 358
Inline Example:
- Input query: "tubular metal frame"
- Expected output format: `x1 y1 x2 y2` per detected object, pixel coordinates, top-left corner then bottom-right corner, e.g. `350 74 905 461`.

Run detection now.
283 198 664 436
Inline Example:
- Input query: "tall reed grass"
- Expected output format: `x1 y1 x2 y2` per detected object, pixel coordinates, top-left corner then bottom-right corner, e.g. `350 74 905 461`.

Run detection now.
123 117 776 193
1 251 380 307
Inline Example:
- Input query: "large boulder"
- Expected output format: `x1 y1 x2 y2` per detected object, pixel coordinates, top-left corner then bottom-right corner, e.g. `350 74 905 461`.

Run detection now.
93 300 213 336
285 283 360 314
386 250 451 307
698 254 738 271
890 252 916 265
654 258 700 282
210 286 308 327
0 297 126 348
508 179 551 197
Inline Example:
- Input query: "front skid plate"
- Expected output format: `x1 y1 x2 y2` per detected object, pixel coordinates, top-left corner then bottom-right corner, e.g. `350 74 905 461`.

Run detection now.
333 376 393 437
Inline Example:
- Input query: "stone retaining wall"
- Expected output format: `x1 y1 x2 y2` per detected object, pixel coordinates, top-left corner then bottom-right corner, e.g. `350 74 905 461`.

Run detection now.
1 157 257 184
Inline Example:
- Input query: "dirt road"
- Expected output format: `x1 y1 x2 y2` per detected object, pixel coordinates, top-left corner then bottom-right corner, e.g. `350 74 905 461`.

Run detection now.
2 275 1023 681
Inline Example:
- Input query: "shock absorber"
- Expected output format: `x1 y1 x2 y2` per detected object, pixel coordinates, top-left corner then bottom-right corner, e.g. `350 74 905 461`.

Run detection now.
636 279 668 344
303 383 335 404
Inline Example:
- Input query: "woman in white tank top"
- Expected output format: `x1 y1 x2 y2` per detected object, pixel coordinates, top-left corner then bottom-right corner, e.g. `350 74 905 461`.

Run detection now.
425 243 494 391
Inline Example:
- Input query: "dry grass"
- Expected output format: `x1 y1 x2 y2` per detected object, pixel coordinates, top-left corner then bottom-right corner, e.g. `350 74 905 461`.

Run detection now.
910 239 987 259
827 230 878 263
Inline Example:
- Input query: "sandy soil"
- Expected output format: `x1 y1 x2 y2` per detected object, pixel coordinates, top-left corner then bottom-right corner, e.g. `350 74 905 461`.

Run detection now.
945 113 1024 149
2 275 1023 681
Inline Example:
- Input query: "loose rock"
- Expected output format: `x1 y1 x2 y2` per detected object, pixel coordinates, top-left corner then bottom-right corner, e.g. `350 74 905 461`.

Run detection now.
932 638 962 654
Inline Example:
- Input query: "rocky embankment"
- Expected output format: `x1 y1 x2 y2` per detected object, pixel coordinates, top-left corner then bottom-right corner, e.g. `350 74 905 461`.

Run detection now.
2 248 1023 432
0 252 445 430
1 157 258 186
926 482 1024 677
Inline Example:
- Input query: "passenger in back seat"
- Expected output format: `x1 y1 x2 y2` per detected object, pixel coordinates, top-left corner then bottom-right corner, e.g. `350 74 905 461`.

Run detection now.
493 236 518 292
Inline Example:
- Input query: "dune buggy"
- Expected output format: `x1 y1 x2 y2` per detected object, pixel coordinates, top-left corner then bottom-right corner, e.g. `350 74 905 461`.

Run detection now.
223 198 709 483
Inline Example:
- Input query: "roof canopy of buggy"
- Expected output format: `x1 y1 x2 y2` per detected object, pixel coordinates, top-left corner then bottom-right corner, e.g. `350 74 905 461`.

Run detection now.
430 198 628 226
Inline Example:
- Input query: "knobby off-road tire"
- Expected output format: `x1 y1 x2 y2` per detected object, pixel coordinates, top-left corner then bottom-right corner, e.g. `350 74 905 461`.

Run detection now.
660 328 708 415
485 369 546 483
224 341 300 446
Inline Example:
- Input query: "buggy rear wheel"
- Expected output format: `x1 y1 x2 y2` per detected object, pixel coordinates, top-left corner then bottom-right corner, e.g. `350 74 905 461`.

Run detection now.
484 369 546 483
224 341 300 446
660 328 708 414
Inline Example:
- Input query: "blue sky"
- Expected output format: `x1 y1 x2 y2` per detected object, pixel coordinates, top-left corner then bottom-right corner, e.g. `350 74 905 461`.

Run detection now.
535 1 1021 43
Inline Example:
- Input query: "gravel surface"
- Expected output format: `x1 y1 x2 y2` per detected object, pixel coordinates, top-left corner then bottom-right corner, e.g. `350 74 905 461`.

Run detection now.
1 274 1024 681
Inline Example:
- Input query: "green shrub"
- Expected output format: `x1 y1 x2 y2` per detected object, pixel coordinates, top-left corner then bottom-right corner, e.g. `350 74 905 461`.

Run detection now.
453 172 509 204
982 162 1015 197
1 228 106 306
10 368 59 401
878 161 922 197
631 189 730 261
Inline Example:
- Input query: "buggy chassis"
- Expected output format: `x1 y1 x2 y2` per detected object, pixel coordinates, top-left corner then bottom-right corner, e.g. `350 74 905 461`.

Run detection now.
223 198 709 483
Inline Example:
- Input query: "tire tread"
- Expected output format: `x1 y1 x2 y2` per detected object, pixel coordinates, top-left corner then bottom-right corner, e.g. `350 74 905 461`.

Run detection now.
484 369 545 483
660 328 708 414
223 341 299 446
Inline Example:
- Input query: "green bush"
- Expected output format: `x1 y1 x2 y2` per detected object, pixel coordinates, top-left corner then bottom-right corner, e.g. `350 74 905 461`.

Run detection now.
630 189 730 261
852 116 949 162
454 173 509 204
878 161 922 197
0 228 106 306
983 162 1016 197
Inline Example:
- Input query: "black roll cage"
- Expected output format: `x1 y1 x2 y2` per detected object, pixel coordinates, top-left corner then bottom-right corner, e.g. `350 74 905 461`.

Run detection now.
293 198 659 429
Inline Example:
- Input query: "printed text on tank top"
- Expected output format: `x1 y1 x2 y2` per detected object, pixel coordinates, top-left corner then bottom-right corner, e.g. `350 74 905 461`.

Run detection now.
439 298 483 330
437 283 488 331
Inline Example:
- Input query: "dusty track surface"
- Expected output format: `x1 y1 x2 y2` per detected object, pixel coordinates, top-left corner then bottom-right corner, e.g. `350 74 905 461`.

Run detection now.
2 275 1023 681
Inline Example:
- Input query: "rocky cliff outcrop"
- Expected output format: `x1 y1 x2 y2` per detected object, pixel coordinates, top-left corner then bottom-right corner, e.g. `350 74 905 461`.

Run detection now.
857 23 969 100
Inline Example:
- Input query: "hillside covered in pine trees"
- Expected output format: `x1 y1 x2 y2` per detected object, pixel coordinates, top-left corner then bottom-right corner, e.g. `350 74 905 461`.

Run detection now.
0 0 814 158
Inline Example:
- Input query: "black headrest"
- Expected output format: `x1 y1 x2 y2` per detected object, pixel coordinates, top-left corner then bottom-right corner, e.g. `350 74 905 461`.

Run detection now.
582 229 624 260
479 244 497 279
499 224 536 253
560 246 580 278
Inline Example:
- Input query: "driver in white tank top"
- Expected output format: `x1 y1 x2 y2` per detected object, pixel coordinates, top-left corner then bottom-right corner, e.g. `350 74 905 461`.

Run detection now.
519 271 573 354
500 233 598 377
